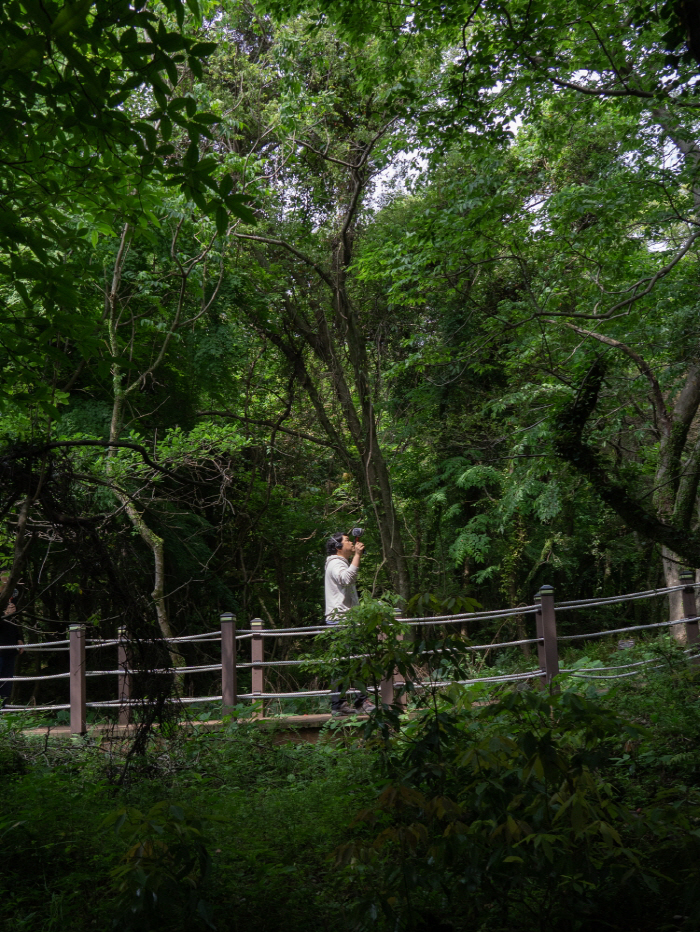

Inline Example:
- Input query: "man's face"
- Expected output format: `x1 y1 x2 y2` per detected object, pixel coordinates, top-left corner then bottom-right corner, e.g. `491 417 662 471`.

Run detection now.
338 535 355 559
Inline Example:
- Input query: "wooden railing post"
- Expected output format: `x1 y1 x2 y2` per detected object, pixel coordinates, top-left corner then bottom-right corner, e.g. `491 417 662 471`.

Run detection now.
220 612 237 715
393 633 407 710
539 584 559 689
69 624 86 735
534 593 545 689
680 569 699 649
251 618 264 717
392 608 407 711
117 626 131 727
380 666 394 709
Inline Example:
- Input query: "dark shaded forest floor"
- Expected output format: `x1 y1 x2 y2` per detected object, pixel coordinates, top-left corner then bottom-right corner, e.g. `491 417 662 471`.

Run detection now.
2 632 700 932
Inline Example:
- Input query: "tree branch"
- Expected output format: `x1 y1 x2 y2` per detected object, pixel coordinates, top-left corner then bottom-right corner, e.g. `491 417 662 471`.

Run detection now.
553 359 700 564
37 441 181 480
561 322 671 435
525 54 653 99
544 229 700 320
233 232 336 292
199 410 341 450
295 138 357 169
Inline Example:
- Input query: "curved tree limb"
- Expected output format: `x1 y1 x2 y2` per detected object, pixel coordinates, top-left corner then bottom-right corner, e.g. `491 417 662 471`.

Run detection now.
232 232 336 291
561 322 671 436
544 229 700 320
37 440 182 481
552 359 700 565
199 410 341 450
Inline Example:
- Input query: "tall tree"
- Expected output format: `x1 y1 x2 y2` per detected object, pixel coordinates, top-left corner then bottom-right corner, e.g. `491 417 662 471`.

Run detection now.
274 0 700 620
203 13 418 598
0 0 252 613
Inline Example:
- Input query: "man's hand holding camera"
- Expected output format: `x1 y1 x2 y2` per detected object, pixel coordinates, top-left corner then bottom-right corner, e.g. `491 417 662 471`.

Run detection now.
336 531 364 567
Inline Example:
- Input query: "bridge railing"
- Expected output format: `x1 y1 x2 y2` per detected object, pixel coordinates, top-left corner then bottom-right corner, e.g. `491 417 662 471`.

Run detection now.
2 573 700 734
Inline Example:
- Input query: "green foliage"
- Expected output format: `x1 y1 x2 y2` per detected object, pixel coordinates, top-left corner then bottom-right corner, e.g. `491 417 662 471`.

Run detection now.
7 0 700 928
0 742 26 776
104 801 217 930
0 0 254 418
305 593 476 731
0 718 373 931
305 593 409 709
335 687 700 931
4 658 700 930
405 591 481 619
1 0 691 660
0 0 252 256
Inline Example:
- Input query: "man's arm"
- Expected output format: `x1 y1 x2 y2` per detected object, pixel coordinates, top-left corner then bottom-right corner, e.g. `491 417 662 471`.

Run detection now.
331 542 364 586
330 561 359 587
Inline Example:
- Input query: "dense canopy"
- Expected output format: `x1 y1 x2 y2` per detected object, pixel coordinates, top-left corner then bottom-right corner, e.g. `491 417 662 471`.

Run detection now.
3 0 700 667
7 4 700 932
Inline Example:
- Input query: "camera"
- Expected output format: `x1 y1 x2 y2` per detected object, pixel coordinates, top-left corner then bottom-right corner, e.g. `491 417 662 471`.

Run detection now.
351 528 366 553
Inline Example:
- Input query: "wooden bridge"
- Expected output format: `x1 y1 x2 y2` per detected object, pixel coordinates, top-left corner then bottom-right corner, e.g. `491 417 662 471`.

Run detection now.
3 574 700 736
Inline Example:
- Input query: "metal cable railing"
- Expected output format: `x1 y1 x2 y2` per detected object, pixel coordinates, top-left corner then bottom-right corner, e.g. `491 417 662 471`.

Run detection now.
5 611 695 683
401 605 538 625
0 641 70 652
558 617 692 641
3 582 699 726
560 650 700 679
0 671 70 683
554 583 695 610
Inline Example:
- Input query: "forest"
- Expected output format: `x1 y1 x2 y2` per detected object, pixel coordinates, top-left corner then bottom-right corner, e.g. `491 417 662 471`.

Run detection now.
3 0 700 929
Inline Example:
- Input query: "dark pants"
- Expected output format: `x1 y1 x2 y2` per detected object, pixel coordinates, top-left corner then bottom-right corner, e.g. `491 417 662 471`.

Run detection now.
330 680 367 712
0 652 17 702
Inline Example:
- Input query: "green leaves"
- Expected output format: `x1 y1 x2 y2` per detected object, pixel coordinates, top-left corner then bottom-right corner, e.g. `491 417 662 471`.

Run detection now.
50 0 92 38
104 801 218 930
0 0 250 267
189 42 218 57
215 204 228 236
304 593 409 709
336 685 678 929
0 0 258 429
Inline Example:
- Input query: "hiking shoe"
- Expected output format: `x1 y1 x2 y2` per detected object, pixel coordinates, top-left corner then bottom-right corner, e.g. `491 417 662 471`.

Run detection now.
332 701 356 717
357 699 376 715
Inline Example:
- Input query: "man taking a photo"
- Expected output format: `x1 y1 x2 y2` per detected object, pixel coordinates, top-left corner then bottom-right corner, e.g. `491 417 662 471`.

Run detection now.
324 531 372 716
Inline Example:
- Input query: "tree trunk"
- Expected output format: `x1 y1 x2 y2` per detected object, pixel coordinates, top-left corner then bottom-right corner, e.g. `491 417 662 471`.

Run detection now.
363 442 411 601
661 545 687 644
234 116 414 601
260 323 412 599
554 357 700 641
105 225 183 673
655 414 700 642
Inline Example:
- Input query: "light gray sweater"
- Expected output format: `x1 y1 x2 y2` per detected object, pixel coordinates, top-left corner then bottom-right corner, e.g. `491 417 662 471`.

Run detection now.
324 555 359 621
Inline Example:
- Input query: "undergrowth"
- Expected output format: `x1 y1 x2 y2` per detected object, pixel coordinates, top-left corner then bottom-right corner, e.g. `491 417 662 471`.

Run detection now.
2 630 700 931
